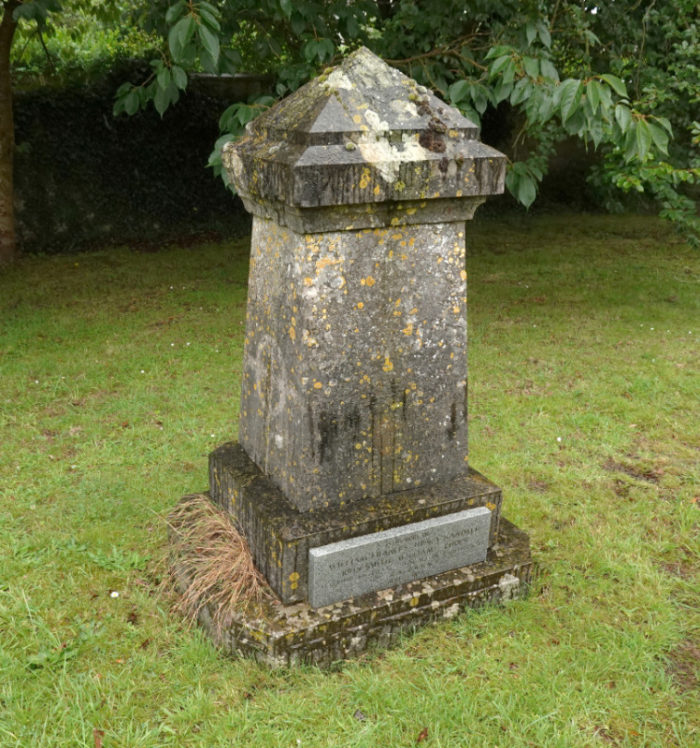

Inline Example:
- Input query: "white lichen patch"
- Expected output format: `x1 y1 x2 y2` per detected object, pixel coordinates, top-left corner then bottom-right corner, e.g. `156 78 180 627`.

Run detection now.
443 602 460 619
363 108 389 133
389 97 420 120
357 132 429 184
498 572 520 600
323 68 354 91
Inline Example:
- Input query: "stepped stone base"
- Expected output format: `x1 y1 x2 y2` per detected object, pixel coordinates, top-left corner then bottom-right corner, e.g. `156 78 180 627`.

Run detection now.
209 442 504 604
171 510 533 668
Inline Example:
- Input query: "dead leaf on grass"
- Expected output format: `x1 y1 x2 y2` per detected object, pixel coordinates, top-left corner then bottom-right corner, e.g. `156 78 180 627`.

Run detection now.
416 727 429 743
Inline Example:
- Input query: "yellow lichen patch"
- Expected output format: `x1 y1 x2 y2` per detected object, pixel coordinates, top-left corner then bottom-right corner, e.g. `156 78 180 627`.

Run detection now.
486 501 496 511
460 269 467 281
353 114 363 124
313 381 323 389
453 305 460 314
359 168 371 189
361 276 376 287
289 326 296 341
373 185 381 196
356 301 364 310
316 256 339 272
383 356 394 372
448 129 459 138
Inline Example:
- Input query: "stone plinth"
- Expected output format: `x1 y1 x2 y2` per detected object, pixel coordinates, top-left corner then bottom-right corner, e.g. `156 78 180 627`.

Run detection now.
173 513 533 668
210 442 502 604
171 47 531 663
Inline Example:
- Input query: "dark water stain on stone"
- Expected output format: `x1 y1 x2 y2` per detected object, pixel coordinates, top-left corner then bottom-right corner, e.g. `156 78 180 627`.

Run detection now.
447 401 457 440
318 411 338 464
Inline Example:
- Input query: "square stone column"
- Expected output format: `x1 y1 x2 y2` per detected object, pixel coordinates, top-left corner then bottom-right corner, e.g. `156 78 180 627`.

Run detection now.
224 48 504 513
181 48 532 662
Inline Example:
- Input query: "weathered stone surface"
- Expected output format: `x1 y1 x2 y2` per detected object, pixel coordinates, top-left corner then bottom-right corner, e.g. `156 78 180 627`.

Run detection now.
223 47 505 232
308 506 491 608
172 507 533 668
238 217 470 511
210 442 502 604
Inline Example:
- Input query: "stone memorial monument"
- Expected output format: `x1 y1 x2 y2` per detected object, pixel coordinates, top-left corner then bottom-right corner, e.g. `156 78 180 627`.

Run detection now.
175 47 532 666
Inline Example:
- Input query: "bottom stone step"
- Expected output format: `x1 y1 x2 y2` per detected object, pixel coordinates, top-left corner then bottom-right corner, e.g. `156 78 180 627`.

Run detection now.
171 509 533 668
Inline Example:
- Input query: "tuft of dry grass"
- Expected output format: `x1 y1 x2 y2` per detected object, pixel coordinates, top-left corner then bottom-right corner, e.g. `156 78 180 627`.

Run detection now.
166 494 272 635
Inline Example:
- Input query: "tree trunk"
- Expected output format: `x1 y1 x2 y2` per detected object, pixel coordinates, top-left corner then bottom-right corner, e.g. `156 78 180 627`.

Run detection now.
0 1 19 265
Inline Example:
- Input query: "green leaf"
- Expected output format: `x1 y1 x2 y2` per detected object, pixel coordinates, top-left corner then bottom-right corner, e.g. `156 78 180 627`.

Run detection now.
199 9 221 32
634 119 652 160
588 117 604 148
169 15 196 61
536 93 555 123
485 45 511 60
523 57 539 79
502 59 517 85
506 167 537 208
154 83 170 117
489 54 512 79
157 67 171 90
198 24 220 66
171 65 188 90
303 40 318 63
493 79 514 104
648 122 669 155
291 13 306 36
540 59 559 82
345 15 360 38
557 79 583 124
563 106 586 135
165 1 186 25
124 89 140 116
198 0 219 13
472 85 488 114
449 80 470 104
510 78 530 106
13 3 40 23
537 22 552 49
459 104 480 127
614 104 632 133
655 116 673 135
318 38 335 62
525 22 537 46
600 74 627 98
587 80 601 114
280 0 293 18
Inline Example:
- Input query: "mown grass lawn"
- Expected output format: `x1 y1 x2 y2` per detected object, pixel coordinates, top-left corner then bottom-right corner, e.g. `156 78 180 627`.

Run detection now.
0 213 697 747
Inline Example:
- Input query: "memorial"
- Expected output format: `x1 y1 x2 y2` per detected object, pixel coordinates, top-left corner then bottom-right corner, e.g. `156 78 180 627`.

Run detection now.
172 47 533 666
